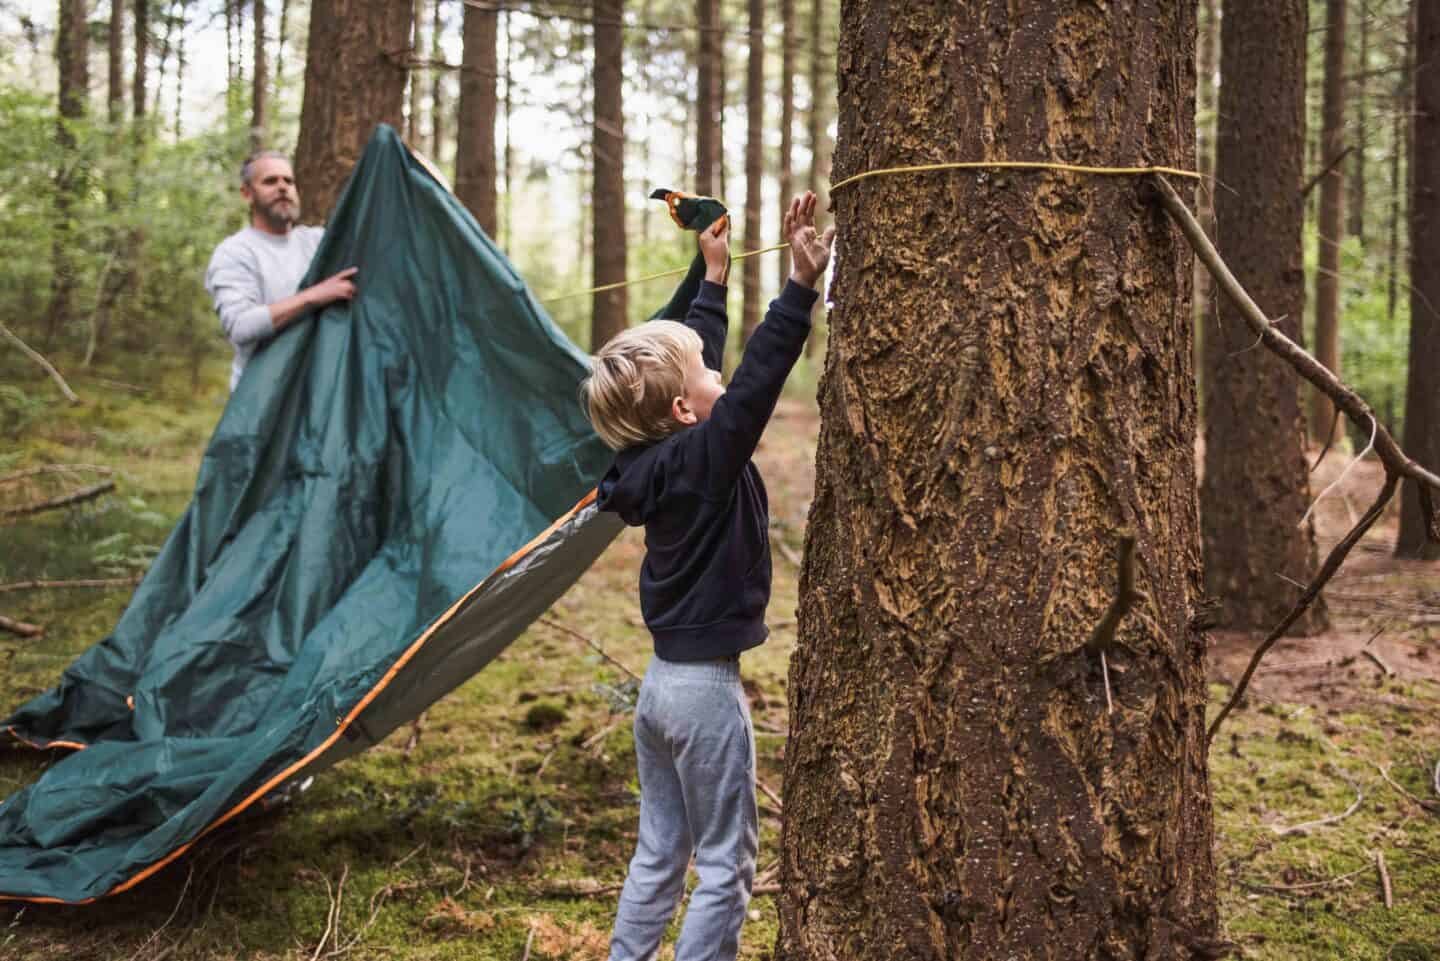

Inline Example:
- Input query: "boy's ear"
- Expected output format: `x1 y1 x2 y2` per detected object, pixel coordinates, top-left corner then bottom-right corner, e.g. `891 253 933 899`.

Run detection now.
671 395 697 427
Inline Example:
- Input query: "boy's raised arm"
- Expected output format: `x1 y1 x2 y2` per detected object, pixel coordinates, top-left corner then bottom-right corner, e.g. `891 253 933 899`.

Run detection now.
683 218 733 371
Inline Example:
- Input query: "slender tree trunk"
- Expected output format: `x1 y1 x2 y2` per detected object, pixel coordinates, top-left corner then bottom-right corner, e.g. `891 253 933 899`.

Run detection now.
108 0 125 127
717 21 728 202
252 0 267 150
1349 1 1368 241
640 0 652 246
276 0 291 100
741 0 763 344
226 0 235 93
1397 0 1440 559
695 0 720 196
1389 0 1414 322
173 0 188 139
407 0 424 144
778 2 1216 958
592 0 627 350
294 0 413 224
1201 0 1327 635
455 0 498 236
778 0 795 289
45 0 90 348
803 0 829 356
502 9 512 246
429 0 445 162
1310 0 1347 441
155 0 176 121
1193 0 1219 335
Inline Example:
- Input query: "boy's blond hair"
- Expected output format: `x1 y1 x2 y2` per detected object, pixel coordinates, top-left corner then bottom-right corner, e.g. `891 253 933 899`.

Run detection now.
582 321 704 451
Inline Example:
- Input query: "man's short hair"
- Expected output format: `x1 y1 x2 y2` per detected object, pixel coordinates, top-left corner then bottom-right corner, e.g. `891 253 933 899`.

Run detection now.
240 150 291 188
581 321 703 451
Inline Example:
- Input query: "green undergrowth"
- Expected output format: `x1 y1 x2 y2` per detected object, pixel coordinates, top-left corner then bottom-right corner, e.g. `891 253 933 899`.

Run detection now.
1 357 1436 959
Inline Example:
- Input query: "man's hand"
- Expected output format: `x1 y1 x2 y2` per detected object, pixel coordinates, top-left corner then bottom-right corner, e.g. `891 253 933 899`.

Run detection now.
699 216 731 285
305 266 359 308
785 192 835 290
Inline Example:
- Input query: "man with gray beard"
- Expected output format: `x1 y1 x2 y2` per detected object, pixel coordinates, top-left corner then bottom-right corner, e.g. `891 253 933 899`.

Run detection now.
205 151 359 392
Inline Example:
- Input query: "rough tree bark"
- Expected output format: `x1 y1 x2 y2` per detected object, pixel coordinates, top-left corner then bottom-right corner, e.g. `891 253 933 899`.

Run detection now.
695 0 720 196
429 0 445 162
294 0 412 225
252 0 267 150
591 0 627 351
109 0 125 126
1397 0 1440 559
1310 0 1347 441
1193 0 1218 326
1201 0 1327 634
133 0 148 128
455 0 498 236
45 0 90 348
777 0 796 289
803 0 830 356
407 0 424 144
777 3 1217 959
741 0 764 344
1349 2 1368 242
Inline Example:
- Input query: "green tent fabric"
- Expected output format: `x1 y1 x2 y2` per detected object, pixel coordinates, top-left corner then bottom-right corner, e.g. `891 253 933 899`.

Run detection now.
0 126 716 904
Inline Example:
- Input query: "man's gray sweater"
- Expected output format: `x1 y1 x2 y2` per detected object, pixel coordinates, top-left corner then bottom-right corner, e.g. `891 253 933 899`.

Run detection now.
204 225 324 391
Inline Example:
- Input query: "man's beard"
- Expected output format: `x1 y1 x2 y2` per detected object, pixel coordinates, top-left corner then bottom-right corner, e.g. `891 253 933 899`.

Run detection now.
254 197 299 230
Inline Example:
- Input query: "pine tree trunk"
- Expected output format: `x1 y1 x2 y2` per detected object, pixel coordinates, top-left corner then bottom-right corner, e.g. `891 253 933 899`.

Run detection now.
1193 0 1219 329
741 0 763 345
294 0 412 224
803 0 829 356
252 0 267 150
407 0 424 144
1397 0 1440 559
1201 0 1327 635
695 0 720 196
429 0 444 162
1349 2 1368 241
155 0 175 120
1310 0 1347 442
276 0 291 99
109 0 125 126
45 0 90 348
173 0 188 138
455 0 498 236
1388 0 1414 323
91 0 128 365
777 0 795 290
502 9 512 245
717 21 728 203
777 3 1217 958
591 0 627 351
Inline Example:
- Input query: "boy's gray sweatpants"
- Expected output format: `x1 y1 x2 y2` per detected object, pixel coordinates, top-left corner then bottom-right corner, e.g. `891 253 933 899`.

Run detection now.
609 655 758 961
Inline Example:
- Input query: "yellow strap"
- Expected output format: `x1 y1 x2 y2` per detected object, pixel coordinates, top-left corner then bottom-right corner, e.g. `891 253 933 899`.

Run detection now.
542 241 788 304
830 160 1202 192
542 162 1201 304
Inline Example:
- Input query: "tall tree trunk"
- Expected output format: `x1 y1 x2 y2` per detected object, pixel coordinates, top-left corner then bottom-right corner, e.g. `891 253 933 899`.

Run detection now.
1397 0 1440 559
1388 0 1414 322
1193 0 1219 331
294 0 412 224
109 0 125 127
503 9 512 246
778 2 1217 958
155 0 176 121
45 0 90 348
407 0 424 144
429 0 444 162
591 0 627 350
695 0 720 196
174 0 188 138
1310 0 1347 442
717 20 728 202
777 0 795 290
1349 0 1368 241
741 0 763 344
1201 0 1327 635
455 0 498 236
252 0 267 150
226 0 235 94
276 0 291 100
640 0 652 246
802 0 829 356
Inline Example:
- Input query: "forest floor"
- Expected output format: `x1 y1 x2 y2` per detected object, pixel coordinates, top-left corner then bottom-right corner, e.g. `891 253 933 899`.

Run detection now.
1 355 1438 960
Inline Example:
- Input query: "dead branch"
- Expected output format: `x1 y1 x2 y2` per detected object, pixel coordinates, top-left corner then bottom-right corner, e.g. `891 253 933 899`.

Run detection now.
0 320 79 403
0 576 140 593
403 711 427 759
125 864 195 961
1361 649 1395 677
533 878 625 898
521 922 536 961
537 616 641 681
1372 761 1440 813
2 480 116 519
0 614 43 638
1376 851 1394 909
1300 145 1355 199
1272 776 1364 836
757 778 783 813
1239 865 1368 893
1151 175 1440 500
1086 531 1138 657
310 863 349 961
582 714 623 753
0 464 114 486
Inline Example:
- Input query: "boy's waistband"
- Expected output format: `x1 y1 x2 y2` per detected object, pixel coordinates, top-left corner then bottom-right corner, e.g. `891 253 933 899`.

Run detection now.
645 654 741 686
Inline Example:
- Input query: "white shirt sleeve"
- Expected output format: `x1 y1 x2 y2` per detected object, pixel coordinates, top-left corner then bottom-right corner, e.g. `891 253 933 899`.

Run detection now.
205 241 275 348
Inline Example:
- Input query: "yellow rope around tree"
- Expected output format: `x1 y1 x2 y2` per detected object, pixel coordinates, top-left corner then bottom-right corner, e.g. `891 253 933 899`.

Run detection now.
542 161 1203 304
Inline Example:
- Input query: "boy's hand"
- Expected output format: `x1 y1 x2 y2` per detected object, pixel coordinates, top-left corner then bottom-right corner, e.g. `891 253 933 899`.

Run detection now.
785 192 835 290
699 216 731 285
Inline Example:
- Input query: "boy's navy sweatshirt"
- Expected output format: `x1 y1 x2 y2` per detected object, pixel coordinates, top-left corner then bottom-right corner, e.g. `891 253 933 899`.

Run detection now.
596 278 818 662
